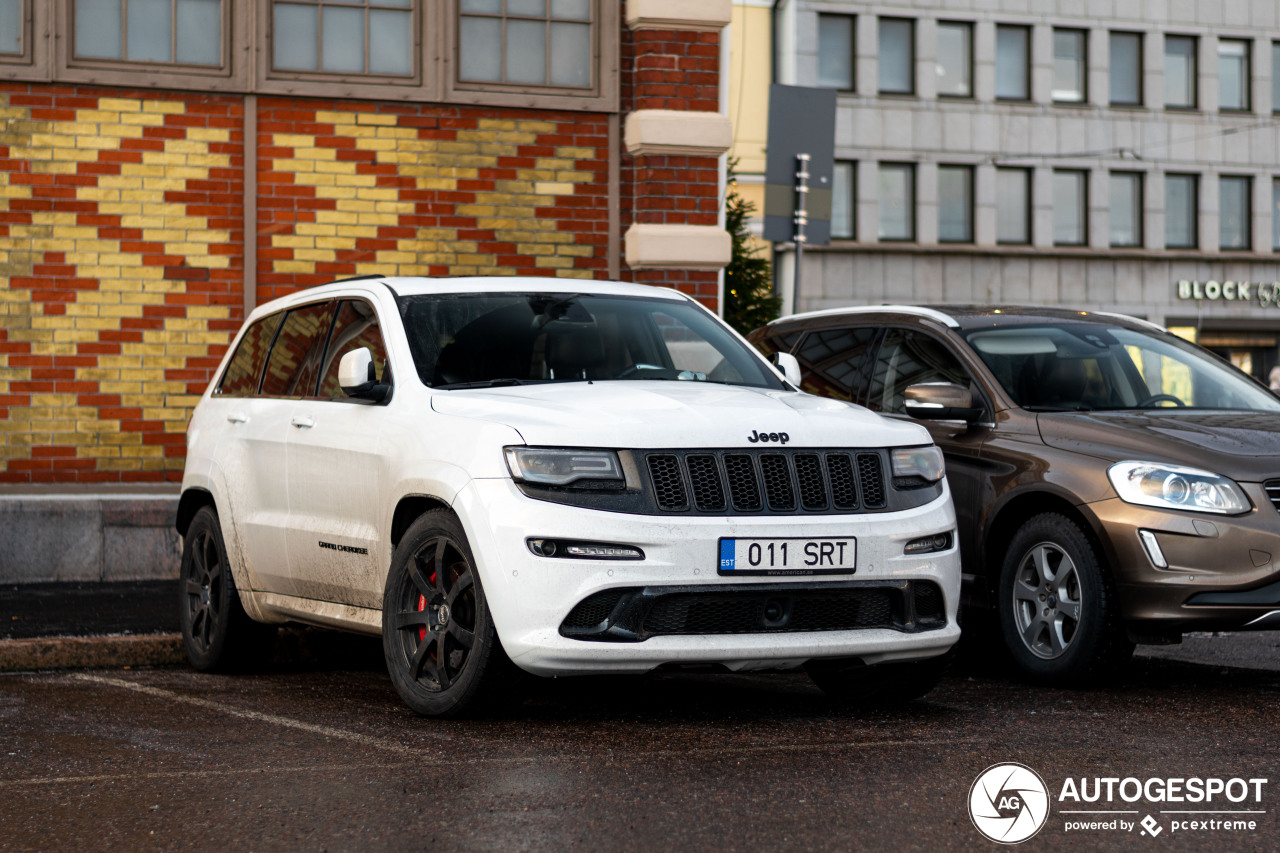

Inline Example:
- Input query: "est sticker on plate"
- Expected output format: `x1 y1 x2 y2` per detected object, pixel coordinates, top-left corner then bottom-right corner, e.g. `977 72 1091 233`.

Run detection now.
718 537 857 576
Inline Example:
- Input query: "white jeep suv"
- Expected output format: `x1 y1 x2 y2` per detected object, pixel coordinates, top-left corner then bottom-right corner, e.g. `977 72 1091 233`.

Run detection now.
177 276 961 716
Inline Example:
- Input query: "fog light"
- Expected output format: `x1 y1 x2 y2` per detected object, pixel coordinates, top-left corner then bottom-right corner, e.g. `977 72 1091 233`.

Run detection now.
1138 529 1168 568
526 538 644 560
904 532 952 555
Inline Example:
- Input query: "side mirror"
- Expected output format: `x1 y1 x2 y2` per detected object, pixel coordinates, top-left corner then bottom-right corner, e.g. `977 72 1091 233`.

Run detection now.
339 347 377 396
769 351 802 386
904 382 984 423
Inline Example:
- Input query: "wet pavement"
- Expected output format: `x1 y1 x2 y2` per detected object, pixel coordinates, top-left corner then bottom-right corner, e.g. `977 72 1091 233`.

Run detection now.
2 637 1279 852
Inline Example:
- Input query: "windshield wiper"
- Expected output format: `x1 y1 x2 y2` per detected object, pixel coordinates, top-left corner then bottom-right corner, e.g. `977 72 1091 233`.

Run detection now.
435 378 531 390
1023 404 1094 412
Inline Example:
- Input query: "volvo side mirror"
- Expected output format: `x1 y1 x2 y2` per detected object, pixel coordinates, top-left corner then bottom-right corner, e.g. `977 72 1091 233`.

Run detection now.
769 351 802 386
904 382 983 422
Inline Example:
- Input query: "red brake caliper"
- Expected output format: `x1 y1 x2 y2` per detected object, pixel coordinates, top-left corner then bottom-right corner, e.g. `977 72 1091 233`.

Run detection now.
416 568 436 642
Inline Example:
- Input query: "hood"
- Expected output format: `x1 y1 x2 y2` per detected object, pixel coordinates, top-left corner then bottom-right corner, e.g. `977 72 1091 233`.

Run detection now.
1037 411 1280 482
430 381 931 450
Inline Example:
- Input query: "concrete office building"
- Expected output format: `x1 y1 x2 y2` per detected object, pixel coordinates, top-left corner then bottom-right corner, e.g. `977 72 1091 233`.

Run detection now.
768 0 1280 382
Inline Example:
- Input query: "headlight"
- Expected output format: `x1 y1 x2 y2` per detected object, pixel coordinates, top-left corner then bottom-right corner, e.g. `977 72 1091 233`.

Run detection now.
1107 461 1250 515
504 447 623 487
891 445 946 483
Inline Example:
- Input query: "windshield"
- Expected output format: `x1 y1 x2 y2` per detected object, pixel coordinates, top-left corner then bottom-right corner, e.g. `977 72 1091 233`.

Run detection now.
961 322 1280 412
398 292 785 390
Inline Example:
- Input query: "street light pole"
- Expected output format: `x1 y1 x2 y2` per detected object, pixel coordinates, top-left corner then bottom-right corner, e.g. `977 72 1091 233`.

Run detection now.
792 152 809 316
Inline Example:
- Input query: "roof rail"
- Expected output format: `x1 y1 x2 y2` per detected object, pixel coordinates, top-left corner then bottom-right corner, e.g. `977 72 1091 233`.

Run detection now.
325 274 385 285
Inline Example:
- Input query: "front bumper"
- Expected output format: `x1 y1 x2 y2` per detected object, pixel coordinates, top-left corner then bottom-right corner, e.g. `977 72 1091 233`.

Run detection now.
453 478 961 676
1090 486 1280 631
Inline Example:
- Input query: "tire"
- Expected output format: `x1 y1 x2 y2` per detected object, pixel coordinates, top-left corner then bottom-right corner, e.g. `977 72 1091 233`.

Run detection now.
997 512 1133 684
806 651 951 705
382 510 514 718
179 505 276 671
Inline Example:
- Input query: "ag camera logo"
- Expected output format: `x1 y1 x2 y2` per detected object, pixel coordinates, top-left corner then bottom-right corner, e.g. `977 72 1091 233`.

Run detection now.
969 763 1051 844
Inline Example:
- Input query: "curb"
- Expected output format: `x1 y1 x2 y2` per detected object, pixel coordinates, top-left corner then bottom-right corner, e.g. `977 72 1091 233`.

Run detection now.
0 634 185 673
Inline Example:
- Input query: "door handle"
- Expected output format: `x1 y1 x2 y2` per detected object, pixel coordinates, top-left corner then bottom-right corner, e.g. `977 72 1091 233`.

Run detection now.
227 412 248 424
291 416 316 429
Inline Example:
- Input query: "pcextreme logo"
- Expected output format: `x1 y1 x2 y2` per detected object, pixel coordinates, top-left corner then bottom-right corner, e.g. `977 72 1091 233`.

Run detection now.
969 763 1051 844
968 764 1270 843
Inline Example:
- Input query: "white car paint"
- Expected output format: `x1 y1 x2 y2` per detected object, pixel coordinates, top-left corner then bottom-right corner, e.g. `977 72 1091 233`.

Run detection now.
182 276 962 673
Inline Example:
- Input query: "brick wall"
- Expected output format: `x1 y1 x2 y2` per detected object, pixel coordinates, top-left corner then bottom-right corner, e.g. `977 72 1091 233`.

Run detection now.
619 23 723 303
0 87 638 484
0 87 244 483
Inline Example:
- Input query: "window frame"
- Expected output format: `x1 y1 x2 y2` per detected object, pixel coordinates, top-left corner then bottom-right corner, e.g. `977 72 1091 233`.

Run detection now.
1273 177 1280 251
1217 37 1251 113
877 16 915 96
1164 34 1198 110
58 0 243 89
1109 171 1143 248
877 162 916 242
1164 172 1199 249
996 166 1032 245
995 24 1030 102
936 20 973 99
1219 174 1252 252
1109 30 1143 107
1273 41 1280 114
265 0 421 85
817 12 855 92
1053 168 1088 247
0 0 33 66
830 159 856 240
1052 27 1087 104
23 1 620 110
937 164 973 244
443 0 617 111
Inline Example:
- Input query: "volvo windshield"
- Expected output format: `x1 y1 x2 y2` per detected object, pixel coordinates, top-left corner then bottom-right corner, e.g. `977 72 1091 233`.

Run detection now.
398 292 785 390
961 323 1280 412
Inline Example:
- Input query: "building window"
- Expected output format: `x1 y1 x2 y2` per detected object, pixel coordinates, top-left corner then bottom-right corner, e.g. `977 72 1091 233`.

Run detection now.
938 165 973 243
878 17 913 95
1218 39 1250 111
1273 178 1280 249
1110 31 1142 106
817 14 854 90
459 0 594 89
272 0 413 76
996 25 1030 100
1052 28 1086 102
1165 35 1197 108
1109 172 1142 247
1220 175 1252 250
936 21 972 98
878 163 915 241
1053 169 1087 245
0 0 23 56
831 161 855 239
1273 42 1280 112
1165 173 1198 248
996 167 1031 244
74 0 223 66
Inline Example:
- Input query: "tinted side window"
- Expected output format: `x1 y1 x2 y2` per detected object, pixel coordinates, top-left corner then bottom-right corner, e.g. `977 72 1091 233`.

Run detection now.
795 327 879 403
319 300 391 399
751 329 803 359
261 301 335 398
218 313 283 396
869 329 971 414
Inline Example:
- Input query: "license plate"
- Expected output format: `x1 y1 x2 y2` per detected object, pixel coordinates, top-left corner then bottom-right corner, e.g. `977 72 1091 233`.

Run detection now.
717 537 857 576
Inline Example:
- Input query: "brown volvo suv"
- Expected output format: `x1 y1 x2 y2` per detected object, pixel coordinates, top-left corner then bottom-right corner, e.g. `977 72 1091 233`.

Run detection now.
751 305 1280 682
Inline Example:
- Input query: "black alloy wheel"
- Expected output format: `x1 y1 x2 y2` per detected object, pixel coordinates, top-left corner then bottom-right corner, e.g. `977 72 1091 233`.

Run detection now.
179 505 275 671
383 510 513 717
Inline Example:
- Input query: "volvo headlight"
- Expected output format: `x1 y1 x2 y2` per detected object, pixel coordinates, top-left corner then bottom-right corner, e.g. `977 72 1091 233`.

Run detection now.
890 445 946 483
1107 461 1249 515
504 447 623 487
